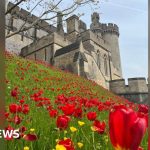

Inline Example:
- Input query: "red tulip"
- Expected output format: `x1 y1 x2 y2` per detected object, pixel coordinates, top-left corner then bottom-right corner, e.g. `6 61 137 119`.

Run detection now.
11 88 18 97
92 120 106 134
56 115 70 130
5 112 9 118
13 115 22 125
98 104 105 111
138 104 148 114
4 125 14 140
49 109 58 118
19 99 25 104
109 106 147 150
58 138 75 150
73 107 82 118
23 134 37 141
61 104 75 116
87 112 97 121
9 104 22 114
19 126 27 133
22 104 30 114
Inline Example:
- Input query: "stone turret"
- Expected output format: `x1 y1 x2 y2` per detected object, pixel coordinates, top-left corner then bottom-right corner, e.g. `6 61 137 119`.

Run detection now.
66 15 79 42
66 15 79 33
90 12 103 37
102 23 122 77
57 12 64 36
91 12 99 25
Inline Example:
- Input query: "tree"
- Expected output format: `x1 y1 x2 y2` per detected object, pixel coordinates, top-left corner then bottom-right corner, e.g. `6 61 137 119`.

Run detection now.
6 0 100 38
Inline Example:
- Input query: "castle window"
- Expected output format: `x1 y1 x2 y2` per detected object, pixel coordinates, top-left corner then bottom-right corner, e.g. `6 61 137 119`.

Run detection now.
97 50 100 69
32 26 37 40
21 32 24 41
50 46 54 65
92 61 94 73
45 49 47 61
104 55 108 76
8 15 14 29
79 59 84 76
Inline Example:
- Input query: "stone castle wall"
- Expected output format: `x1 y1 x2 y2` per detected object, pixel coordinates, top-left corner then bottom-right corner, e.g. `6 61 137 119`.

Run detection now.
109 78 148 103
6 2 56 54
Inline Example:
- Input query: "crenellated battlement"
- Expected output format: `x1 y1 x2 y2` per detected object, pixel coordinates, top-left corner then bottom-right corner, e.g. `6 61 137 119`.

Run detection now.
109 78 148 103
7 2 56 33
102 23 119 36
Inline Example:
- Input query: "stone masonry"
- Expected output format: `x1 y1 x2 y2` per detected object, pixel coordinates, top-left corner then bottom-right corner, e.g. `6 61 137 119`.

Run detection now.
109 78 148 104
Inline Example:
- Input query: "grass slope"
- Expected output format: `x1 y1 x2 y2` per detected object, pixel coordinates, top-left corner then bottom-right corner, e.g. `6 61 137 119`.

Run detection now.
5 53 147 150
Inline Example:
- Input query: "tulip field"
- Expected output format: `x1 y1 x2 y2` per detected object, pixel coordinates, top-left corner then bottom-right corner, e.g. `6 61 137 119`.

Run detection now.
5 52 148 150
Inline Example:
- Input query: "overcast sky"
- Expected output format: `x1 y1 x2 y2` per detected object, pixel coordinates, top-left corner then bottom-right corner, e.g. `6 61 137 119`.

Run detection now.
74 0 148 81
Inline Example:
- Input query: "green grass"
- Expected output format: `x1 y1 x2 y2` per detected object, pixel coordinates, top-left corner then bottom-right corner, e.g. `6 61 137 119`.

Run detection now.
5 53 148 150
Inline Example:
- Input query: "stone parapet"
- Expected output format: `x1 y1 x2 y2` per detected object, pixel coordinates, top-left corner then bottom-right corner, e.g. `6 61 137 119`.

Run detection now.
80 30 110 51
102 23 119 36
110 78 148 94
7 2 56 33
109 78 148 103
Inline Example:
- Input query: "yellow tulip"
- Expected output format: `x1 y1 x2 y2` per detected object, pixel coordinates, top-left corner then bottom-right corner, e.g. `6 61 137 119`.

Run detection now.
24 146 29 150
56 144 66 150
70 126 77 132
91 126 96 132
77 142 83 148
78 121 85 126
30 128 35 133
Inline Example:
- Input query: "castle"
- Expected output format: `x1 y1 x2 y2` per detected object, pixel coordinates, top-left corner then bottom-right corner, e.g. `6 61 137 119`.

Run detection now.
6 2 148 104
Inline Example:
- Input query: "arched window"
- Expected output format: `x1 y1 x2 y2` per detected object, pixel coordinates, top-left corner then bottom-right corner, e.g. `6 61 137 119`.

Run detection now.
21 31 24 41
92 61 95 74
7 15 14 34
8 15 14 29
32 26 37 41
97 50 100 69
104 55 108 76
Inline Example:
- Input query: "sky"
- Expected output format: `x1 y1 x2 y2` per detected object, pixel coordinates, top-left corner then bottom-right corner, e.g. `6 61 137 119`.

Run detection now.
11 0 148 81
74 0 148 81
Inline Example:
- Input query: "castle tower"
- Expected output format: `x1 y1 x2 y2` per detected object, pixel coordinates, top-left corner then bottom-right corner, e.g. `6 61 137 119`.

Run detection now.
57 12 64 36
66 15 79 42
102 23 122 77
90 12 103 37
6 0 9 9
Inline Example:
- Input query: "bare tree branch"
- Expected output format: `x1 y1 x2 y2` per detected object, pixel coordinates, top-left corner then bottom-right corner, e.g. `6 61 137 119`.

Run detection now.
5 0 25 15
6 0 98 38
6 0 63 38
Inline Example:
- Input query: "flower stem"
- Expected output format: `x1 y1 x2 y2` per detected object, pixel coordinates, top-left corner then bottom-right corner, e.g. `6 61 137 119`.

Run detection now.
92 132 96 150
81 128 90 144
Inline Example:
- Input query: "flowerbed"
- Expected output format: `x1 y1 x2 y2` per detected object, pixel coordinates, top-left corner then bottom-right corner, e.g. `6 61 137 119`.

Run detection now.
5 53 148 150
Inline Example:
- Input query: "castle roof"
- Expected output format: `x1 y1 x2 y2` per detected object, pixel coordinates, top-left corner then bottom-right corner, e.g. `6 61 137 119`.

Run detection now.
54 41 80 57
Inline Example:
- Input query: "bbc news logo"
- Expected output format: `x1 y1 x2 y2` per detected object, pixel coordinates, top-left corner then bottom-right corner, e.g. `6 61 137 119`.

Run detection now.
0 130 19 139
